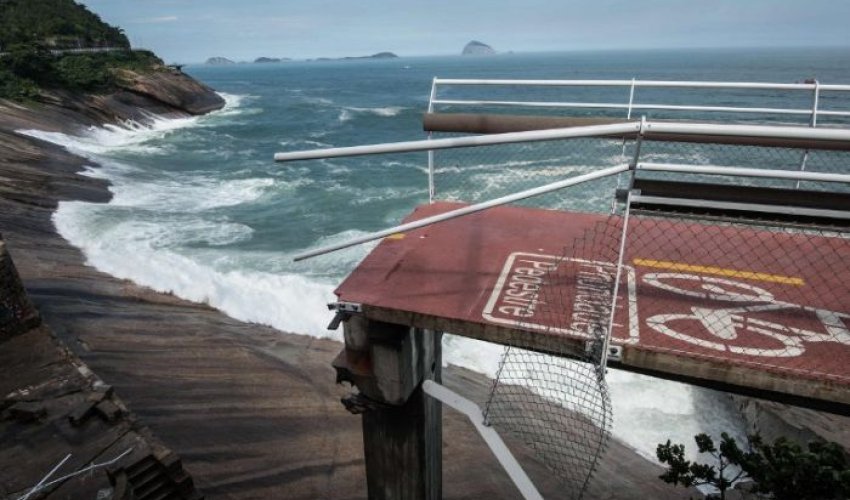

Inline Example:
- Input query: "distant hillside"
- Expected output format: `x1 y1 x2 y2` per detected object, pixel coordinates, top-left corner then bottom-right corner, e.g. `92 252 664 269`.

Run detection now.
0 0 129 49
462 40 496 56
254 57 281 63
0 0 167 101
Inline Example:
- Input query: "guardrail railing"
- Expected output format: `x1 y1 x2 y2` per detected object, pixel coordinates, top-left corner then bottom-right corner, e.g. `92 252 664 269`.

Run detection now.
275 119 850 260
428 78 850 123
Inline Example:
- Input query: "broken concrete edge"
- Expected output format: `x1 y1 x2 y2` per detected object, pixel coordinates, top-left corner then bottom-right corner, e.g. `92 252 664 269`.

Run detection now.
0 237 41 341
0 239 203 499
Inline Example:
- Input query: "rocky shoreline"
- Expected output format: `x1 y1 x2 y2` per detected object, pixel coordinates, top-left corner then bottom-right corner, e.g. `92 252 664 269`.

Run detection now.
0 74 703 498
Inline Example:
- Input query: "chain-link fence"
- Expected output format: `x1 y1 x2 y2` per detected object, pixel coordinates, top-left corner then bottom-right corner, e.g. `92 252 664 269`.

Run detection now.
482 213 624 499
618 209 850 382
430 128 850 498
430 134 630 212
430 134 850 209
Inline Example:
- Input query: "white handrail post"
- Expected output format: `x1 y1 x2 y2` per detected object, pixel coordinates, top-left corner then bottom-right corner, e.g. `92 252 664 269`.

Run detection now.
427 77 438 203
626 77 636 120
600 192 632 370
797 80 820 188
614 77 638 212
812 80 821 128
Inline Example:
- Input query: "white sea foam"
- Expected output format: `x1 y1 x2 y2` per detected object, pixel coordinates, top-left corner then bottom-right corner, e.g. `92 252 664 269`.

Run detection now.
19 118 194 156
53 201 340 339
302 96 334 106
338 106 406 122
18 91 248 157
109 177 274 212
279 139 333 149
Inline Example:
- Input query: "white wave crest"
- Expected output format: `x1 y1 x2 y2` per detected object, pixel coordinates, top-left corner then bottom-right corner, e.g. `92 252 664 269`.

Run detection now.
18 91 248 156
109 177 274 212
213 93 260 118
19 116 197 156
53 201 340 339
279 139 333 149
338 106 406 122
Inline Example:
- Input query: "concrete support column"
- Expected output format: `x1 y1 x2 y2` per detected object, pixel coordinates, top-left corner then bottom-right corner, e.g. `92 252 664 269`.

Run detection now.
333 316 442 500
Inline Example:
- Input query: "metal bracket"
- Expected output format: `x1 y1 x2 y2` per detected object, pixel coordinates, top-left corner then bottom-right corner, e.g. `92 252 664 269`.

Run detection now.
329 301 363 313
341 391 389 414
326 302 363 330
586 341 623 363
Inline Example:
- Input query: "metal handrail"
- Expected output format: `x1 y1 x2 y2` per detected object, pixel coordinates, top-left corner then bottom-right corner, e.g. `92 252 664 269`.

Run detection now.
429 78 850 122
275 119 850 261
637 163 850 183
276 120 850 163
422 380 543 500
291 164 630 261
274 121 641 161
433 78 850 91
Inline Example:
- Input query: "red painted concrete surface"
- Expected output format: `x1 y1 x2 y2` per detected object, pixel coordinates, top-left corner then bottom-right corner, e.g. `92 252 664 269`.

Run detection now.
336 202 850 386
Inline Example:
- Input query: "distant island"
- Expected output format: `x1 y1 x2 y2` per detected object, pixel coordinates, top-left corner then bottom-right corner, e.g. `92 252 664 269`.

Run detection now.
206 57 235 65
254 57 292 64
311 52 399 62
205 53 396 65
348 52 398 60
462 40 496 56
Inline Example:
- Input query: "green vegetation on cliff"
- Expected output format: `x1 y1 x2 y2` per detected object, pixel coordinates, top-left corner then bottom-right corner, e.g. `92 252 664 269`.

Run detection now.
0 0 129 49
0 0 162 100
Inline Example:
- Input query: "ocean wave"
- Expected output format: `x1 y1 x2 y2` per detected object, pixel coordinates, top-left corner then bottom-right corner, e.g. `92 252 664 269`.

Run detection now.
211 92 261 118
19 116 196 156
53 201 341 339
18 91 247 157
107 217 255 248
348 186 422 206
109 177 275 212
338 106 407 122
279 138 333 149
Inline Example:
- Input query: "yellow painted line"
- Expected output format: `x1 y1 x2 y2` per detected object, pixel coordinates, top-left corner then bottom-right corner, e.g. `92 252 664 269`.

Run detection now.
385 233 406 240
633 258 805 286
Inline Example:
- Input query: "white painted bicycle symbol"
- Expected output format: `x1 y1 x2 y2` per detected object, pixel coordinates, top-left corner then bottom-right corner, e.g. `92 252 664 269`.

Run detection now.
643 273 850 357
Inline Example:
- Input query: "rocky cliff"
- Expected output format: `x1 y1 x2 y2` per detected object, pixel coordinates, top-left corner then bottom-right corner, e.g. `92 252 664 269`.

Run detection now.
115 68 225 115
0 67 224 134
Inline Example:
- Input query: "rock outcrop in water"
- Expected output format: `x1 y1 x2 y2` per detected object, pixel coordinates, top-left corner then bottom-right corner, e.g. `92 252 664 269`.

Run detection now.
205 56 235 65
462 40 496 55
115 68 225 115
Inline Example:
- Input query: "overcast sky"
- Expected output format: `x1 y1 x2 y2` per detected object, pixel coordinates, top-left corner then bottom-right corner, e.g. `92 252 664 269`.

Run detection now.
80 0 850 63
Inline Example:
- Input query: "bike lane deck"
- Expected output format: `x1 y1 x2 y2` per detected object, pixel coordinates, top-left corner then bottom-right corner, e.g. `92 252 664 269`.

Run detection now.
335 201 850 413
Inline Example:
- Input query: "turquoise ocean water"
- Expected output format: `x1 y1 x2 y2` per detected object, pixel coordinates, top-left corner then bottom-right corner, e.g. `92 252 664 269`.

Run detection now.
21 48 850 461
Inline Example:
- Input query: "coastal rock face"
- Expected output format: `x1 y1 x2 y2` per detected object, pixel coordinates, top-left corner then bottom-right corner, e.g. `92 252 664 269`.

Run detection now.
205 57 235 65
462 40 496 55
0 67 225 130
0 240 40 340
733 395 850 450
116 68 225 115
